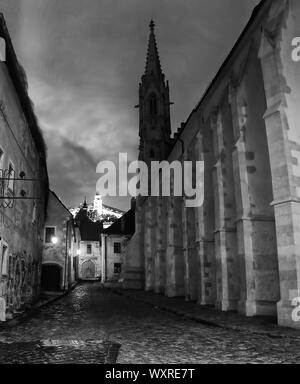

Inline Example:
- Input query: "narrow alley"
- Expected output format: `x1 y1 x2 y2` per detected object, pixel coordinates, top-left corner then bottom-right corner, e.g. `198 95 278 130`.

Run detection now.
0 283 300 364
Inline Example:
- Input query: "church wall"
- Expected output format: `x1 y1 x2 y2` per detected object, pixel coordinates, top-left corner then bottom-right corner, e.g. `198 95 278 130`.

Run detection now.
154 196 167 294
230 32 279 316
182 136 200 301
122 197 145 290
144 197 156 291
195 127 216 305
123 0 300 329
258 0 300 328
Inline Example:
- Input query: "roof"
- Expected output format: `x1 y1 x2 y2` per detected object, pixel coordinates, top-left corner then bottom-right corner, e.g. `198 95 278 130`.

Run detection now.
75 208 103 241
175 0 270 144
102 209 135 236
49 190 72 217
102 204 125 215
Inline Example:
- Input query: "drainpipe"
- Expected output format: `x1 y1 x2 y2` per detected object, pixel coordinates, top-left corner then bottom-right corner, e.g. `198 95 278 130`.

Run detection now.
64 219 69 291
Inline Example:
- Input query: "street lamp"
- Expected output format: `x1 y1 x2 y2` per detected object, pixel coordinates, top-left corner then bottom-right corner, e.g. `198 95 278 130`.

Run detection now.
51 236 58 245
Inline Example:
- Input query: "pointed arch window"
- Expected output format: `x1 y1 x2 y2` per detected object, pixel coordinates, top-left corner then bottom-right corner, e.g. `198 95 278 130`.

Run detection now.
149 149 155 158
149 94 157 116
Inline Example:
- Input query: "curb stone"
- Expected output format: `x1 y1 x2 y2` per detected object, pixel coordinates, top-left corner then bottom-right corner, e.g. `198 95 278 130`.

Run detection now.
111 289 300 340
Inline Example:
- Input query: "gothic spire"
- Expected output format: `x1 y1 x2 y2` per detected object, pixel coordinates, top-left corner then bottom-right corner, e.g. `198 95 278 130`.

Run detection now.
83 196 88 210
144 19 163 79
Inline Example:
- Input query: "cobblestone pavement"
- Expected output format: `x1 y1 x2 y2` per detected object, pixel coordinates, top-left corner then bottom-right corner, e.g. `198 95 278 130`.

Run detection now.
0 282 300 364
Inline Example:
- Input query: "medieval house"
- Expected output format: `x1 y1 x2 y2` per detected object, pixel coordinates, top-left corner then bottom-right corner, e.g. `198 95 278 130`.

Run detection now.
75 200 102 280
123 0 300 329
0 14 48 321
101 208 135 284
42 190 79 292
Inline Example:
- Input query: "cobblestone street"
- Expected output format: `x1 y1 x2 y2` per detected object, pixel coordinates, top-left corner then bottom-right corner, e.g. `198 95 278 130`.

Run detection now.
0 283 300 364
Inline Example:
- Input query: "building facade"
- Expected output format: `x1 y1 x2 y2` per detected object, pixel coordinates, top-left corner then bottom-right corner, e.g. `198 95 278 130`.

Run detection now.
42 191 78 292
0 14 48 321
101 209 135 284
75 200 102 280
123 0 300 329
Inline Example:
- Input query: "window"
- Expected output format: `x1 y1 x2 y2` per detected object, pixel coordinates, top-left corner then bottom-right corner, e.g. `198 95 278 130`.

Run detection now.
114 263 121 274
114 242 121 254
87 244 92 254
149 149 155 158
45 227 56 244
149 95 157 116
0 242 8 277
7 161 15 192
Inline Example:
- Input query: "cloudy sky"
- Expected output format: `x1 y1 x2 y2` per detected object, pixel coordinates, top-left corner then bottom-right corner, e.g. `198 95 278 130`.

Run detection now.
0 0 259 211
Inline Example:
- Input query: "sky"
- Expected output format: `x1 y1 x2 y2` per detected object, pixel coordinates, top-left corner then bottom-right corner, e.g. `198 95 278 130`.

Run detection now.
0 0 259 211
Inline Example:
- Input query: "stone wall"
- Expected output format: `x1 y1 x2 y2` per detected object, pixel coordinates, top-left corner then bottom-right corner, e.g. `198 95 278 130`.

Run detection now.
42 192 75 291
0 58 47 319
104 235 125 282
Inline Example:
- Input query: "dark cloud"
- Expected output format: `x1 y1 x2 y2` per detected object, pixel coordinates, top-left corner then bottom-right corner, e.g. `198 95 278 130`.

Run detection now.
0 0 259 210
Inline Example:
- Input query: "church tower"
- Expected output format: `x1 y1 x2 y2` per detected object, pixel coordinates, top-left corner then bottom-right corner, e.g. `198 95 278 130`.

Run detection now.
138 20 172 166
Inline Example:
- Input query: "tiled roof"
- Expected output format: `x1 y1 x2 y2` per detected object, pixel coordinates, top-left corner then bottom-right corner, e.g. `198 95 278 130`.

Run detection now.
102 209 135 236
75 208 102 241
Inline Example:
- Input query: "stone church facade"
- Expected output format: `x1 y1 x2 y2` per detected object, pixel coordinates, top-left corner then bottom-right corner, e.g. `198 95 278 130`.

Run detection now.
123 0 300 329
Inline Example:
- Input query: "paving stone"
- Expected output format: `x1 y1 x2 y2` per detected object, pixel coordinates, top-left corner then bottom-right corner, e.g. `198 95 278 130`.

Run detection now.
0 283 300 364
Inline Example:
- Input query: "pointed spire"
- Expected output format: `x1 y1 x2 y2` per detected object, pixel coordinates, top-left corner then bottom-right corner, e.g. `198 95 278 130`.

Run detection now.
82 196 88 210
144 19 163 78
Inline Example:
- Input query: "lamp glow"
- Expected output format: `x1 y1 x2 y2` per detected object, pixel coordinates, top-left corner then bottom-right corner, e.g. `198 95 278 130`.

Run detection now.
51 236 58 245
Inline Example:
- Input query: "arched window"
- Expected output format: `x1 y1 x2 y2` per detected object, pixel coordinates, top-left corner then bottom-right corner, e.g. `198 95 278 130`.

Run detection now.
149 149 155 158
149 94 157 116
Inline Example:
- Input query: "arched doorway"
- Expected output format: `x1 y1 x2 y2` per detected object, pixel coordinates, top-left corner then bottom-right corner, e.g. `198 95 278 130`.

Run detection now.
41 264 62 291
82 260 95 279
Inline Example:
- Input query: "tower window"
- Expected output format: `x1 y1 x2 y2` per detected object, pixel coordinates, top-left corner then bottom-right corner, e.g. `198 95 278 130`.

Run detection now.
149 149 155 158
149 95 157 116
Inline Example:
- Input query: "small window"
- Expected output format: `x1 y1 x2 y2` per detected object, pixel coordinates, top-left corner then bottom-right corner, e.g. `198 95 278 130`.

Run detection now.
87 244 92 254
114 242 121 254
114 263 121 274
149 149 155 158
149 95 157 116
45 227 56 244
0 242 8 277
